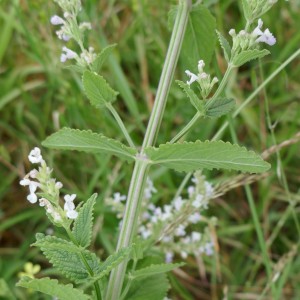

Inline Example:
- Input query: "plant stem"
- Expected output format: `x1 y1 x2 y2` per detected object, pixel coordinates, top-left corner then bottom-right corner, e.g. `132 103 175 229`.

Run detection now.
105 2 191 299
142 0 191 148
258 59 300 240
170 112 201 144
65 227 101 300
204 66 233 110
106 103 136 149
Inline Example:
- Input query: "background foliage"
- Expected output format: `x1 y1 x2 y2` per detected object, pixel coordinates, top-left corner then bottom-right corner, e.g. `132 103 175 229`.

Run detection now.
1 0 300 299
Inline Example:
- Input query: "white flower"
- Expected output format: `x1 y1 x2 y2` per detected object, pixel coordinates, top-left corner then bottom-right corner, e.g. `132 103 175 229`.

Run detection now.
61 46 78 62
198 60 205 69
187 186 195 198
64 194 76 211
154 207 162 216
252 19 276 46
55 182 63 189
113 192 126 203
191 177 198 183
62 35 70 41
28 147 43 164
66 210 78 219
150 215 158 224
163 235 173 243
191 231 201 242
185 70 198 87
27 193 37 203
180 250 188 259
165 251 174 263
144 178 157 199
50 15 66 25
174 224 186 237
39 198 50 207
205 242 214 256
173 197 185 211
192 194 204 208
142 211 151 220
204 181 214 197
188 212 202 224
161 205 173 221
147 203 156 211
141 229 152 239
20 178 31 186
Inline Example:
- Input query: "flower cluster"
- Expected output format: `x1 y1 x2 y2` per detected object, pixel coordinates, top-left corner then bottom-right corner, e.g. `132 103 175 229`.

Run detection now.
137 171 217 263
185 60 219 99
229 18 276 58
19 147 79 224
50 0 97 68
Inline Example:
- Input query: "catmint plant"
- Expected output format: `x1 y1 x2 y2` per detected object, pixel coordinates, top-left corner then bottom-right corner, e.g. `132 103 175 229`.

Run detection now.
16 0 289 299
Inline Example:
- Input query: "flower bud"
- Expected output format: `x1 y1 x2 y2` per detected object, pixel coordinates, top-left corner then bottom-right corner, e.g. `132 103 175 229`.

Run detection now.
30 169 38 178
55 182 63 189
229 29 236 37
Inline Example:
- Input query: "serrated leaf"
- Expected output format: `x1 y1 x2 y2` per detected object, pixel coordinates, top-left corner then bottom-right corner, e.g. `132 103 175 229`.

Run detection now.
206 97 236 118
145 141 270 174
126 273 170 300
91 44 117 74
42 128 137 163
88 247 132 285
132 262 185 280
216 30 231 62
16 277 90 300
64 65 87 73
72 194 97 248
83 71 119 108
232 49 270 67
32 235 80 253
169 4 216 67
242 0 252 21
176 80 203 113
36 235 100 283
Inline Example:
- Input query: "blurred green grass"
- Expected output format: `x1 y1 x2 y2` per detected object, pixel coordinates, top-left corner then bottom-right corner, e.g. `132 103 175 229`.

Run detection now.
1 0 300 299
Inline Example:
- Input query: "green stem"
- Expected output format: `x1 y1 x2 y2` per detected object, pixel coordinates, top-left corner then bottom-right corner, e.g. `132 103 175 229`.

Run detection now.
259 59 300 240
204 66 233 110
142 0 191 148
170 112 201 144
105 2 191 299
65 227 101 300
106 103 136 149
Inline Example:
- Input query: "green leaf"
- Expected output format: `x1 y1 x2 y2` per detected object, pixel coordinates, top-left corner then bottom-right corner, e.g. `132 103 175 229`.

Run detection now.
242 0 252 21
72 194 97 248
32 234 80 253
83 71 119 108
126 274 170 300
16 277 90 300
91 44 117 74
145 141 271 174
64 65 87 73
216 30 231 62
42 128 137 163
206 97 236 118
131 262 185 280
176 80 203 113
35 234 100 283
89 246 132 285
169 4 216 67
232 49 270 67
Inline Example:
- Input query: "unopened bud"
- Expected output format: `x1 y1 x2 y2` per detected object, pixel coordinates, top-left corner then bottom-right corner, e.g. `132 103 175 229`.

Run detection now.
229 29 236 37
239 30 246 36
55 182 63 189
64 12 70 19
30 169 38 178
200 72 208 79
